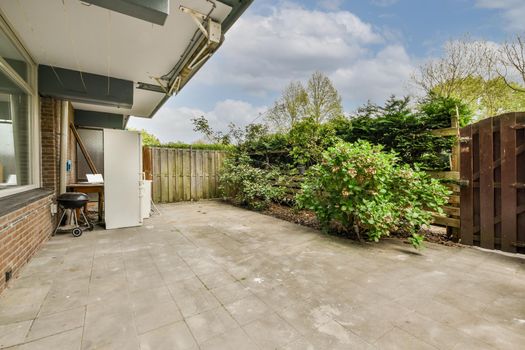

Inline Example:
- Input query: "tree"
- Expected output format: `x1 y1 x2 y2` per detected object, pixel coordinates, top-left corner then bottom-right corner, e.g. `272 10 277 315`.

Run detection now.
191 116 231 144
265 72 343 130
500 34 525 93
440 76 525 119
127 128 161 146
305 71 343 123
265 81 308 131
412 38 487 98
288 117 338 166
413 37 525 120
191 115 269 146
330 95 470 170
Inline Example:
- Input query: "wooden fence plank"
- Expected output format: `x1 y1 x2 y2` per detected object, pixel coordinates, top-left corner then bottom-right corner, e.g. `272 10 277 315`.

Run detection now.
183 150 191 201
143 147 153 180
427 171 460 180
160 148 169 203
196 150 203 199
479 118 495 249
143 148 228 202
431 215 460 228
190 150 196 200
203 151 210 198
213 151 219 198
431 127 458 137
460 125 473 245
152 148 161 203
168 149 175 203
516 113 525 252
176 150 183 201
500 113 517 252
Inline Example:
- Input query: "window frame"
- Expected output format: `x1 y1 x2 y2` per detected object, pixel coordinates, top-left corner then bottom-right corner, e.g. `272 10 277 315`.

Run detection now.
0 12 40 198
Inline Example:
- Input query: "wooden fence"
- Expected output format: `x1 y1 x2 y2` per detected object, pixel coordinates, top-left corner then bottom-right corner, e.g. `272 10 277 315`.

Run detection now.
143 147 228 203
460 112 525 253
427 114 461 238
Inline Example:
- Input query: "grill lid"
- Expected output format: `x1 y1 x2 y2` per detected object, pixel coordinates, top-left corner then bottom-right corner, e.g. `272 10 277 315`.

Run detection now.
57 192 89 208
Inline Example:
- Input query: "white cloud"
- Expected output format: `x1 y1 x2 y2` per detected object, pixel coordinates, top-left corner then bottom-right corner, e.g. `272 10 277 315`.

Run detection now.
128 100 266 143
203 3 385 95
199 2 417 104
331 45 414 107
136 2 418 142
476 0 525 31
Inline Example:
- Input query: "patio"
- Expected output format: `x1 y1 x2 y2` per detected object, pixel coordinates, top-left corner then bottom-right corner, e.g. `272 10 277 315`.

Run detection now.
0 201 524 350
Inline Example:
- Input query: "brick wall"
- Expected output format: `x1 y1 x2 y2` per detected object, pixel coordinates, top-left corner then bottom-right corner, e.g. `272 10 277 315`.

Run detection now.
0 195 54 293
40 97 61 193
0 97 63 294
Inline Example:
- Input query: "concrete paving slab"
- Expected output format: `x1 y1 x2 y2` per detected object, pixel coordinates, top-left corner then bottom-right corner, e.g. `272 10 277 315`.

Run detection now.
0 201 523 349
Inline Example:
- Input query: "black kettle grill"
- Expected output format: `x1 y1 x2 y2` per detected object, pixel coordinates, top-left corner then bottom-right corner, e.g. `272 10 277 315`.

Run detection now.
53 192 93 237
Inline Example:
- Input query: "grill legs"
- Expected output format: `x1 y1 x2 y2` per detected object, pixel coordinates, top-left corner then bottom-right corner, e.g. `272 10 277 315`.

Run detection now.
53 207 92 237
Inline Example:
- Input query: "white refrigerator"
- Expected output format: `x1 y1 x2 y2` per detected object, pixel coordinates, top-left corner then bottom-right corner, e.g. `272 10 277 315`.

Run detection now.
103 129 142 229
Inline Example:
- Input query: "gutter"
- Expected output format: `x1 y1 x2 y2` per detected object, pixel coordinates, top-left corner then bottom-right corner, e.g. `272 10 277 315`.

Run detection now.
145 0 253 118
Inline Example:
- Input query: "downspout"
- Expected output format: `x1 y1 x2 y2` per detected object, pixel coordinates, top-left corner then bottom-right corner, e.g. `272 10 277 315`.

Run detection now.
59 100 69 194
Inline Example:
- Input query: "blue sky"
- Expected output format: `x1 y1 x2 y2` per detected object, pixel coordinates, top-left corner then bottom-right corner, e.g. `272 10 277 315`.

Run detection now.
128 0 524 143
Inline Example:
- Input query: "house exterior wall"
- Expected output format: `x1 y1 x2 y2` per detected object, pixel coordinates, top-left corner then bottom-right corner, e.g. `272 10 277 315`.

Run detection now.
40 97 61 192
0 97 62 293
0 194 54 292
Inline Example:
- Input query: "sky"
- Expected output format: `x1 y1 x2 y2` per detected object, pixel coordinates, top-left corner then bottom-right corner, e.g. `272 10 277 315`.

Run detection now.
127 0 525 143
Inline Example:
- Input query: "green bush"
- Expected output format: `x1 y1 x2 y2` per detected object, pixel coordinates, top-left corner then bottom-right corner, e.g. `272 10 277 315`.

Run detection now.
296 141 450 248
289 117 339 166
241 133 293 166
158 142 233 151
219 154 286 210
331 95 471 170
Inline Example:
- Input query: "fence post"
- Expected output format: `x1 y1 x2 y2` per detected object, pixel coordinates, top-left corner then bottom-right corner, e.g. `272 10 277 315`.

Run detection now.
459 125 473 245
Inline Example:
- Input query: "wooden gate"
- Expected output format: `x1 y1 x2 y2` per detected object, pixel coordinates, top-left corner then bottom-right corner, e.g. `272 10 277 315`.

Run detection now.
459 112 525 253
143 147 228 203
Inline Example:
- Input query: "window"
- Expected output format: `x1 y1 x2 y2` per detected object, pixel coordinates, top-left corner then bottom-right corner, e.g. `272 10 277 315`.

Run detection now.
0 80 31 189
0 16 38 197
0 28 29 82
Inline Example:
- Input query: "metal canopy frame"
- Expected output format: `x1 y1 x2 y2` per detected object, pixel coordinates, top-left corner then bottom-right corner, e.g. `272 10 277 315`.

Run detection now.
137 0 253 117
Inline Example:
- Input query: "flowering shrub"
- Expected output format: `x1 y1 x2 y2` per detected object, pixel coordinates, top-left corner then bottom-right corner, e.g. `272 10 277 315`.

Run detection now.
219 154 286 210
296 141 450 248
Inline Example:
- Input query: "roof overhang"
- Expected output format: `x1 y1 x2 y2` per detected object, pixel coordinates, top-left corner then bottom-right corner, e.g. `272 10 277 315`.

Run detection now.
0 0 252 119
81 0 170 26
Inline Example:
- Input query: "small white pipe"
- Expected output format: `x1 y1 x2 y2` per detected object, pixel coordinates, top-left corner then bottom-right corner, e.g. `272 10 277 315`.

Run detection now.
59 100 69 194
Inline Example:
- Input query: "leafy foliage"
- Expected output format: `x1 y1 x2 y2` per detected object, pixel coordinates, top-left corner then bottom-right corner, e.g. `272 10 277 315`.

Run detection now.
219 154 286 210
332 95 471 170
297 141 450 248
157 142 233 151
241 133 293 166
266 81 308 131
418 93 471 127
412 35 525 120
265 72 343 131
191 116 232 145
306 71 343 123
131 127 231 150
289 117 339 166
432 76 525 120
127 128 161 147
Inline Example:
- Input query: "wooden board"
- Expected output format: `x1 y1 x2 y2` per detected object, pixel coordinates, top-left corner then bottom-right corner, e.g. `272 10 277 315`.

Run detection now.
460 125 474 245
145 147 228 203
459 113 525 253
478 118 495 249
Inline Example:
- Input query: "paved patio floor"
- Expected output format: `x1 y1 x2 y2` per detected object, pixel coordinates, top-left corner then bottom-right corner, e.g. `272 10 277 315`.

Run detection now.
0 201 524 350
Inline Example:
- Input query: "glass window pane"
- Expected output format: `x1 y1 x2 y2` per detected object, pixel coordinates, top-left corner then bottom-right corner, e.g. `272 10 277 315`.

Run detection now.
0 69 30 190
0 29 28 82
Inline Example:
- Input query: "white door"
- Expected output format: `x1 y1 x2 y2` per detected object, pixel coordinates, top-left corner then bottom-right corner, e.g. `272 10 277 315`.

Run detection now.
103 129 142 229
